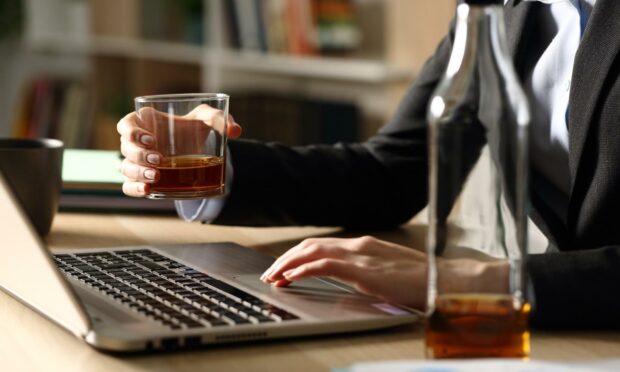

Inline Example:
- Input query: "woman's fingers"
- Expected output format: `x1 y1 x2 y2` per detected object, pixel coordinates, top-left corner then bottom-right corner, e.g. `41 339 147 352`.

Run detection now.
263 243 351 283
117 112 156 148
120 139 162 167
227 114 242 139
261 238 346 281
262 236 425 283
277 256 427 308
280 258 364 286
120 157 158 197
117 112 158 198
122 181 150 198
184 104 242 139
120 159 159 183
118 106 242 151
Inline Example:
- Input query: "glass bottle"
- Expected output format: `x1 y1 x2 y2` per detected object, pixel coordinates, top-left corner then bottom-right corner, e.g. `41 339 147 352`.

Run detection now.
426 0 531 358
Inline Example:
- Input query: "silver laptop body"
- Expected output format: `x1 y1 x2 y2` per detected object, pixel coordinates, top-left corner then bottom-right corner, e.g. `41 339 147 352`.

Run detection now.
0 173 418 352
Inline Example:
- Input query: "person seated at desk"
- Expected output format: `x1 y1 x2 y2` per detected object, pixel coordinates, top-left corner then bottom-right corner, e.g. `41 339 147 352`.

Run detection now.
117 0 619 329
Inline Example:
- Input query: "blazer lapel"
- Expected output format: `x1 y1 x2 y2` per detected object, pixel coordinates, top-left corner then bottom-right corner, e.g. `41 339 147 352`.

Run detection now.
505 0 532 60
568 0 620 215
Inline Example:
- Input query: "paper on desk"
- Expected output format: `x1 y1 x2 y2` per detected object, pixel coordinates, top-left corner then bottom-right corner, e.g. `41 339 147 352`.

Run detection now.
341 359 620 372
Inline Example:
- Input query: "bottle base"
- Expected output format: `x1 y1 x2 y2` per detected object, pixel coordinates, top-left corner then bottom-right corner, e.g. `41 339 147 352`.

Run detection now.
425 295 531 359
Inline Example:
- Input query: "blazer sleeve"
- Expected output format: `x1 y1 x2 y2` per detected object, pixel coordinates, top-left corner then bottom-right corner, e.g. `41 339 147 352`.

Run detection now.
528 246 620 329
214 28 456 229
213 14 619 331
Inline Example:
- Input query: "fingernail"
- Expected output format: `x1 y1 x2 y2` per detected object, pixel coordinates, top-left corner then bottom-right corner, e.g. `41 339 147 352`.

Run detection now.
138 184 146 193
140 135 154 145
267 270 279 280
146 153 160 165
273 279 291 288
263 267 274 279
283 269 299 279
144 169 156 180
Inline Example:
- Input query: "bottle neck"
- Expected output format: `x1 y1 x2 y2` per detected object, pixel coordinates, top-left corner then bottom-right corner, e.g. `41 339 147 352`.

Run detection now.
445 4 508 79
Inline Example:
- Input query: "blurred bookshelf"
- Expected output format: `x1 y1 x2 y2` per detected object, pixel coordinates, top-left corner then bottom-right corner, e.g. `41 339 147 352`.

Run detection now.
5 0 454 150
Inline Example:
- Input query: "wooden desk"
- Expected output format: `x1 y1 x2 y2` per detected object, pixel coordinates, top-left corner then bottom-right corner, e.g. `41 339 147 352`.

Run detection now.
1 212 620 371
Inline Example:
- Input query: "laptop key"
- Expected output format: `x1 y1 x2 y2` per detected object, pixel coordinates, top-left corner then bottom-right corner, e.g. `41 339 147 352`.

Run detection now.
130 249 151 255
183 319 205 329
251 315 275 323
226 316 251 325
270 310 299 321
73 265 95 272
205 281 248 302
138 261 166 271
205 319 228 327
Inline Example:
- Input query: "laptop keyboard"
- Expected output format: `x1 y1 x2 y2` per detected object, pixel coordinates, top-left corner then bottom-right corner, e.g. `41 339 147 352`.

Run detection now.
53 249 299 330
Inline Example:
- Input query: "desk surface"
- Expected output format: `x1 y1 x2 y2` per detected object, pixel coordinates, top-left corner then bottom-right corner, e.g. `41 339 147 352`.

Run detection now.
2 212 620 372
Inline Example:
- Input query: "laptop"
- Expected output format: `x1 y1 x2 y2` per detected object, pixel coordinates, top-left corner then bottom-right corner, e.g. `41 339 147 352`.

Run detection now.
0 172 419 352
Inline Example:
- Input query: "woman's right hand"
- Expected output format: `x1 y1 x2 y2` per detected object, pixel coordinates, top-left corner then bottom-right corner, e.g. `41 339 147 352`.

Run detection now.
116 105 242 197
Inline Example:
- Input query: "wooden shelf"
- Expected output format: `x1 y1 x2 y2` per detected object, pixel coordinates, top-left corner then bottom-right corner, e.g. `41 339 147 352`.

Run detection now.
207 50 413 84
26 33 204 65
26 34 413 84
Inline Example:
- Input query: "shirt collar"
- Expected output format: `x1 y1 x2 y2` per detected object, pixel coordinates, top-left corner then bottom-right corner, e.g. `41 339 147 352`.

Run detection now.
519 0 596 5
521 0 566 3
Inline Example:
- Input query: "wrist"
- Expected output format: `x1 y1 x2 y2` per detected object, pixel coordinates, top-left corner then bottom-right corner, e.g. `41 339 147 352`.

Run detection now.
480 260 510 294
438 259 509 294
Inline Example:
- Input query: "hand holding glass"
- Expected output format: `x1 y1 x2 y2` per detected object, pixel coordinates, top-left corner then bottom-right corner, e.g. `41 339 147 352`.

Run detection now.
128 94 230 199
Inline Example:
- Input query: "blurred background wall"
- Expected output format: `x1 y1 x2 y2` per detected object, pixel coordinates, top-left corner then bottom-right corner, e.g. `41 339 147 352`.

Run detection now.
0 0 454 150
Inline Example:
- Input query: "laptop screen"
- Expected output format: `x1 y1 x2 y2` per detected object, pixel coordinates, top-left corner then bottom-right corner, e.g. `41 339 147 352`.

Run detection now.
0 172 90 337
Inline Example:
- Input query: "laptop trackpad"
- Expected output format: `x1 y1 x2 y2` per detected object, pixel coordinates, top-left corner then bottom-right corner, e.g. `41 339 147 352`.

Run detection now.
232 274 353 295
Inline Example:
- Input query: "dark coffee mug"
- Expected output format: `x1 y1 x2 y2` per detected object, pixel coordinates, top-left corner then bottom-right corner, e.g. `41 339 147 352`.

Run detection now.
0 138 63 236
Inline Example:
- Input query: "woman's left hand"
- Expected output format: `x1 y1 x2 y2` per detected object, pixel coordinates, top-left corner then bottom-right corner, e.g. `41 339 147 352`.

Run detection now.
261 236 510 310
260 236 429 309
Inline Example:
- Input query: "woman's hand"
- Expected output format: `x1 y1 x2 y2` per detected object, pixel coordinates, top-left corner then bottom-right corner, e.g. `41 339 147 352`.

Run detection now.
261 236 429 309
261 236 510 310
116 104 242 197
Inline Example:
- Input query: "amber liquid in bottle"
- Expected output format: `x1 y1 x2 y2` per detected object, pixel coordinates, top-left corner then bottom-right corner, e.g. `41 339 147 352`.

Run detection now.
152 155 224 194
425 294 530 359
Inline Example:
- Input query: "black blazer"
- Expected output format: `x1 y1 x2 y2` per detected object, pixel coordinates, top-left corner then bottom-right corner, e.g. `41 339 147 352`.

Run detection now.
217 0 620 329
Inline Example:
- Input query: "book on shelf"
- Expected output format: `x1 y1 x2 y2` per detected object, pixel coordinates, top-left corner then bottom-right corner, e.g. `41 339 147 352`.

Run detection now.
225 0 361 56
61 149 176 213
91 0 204 45
286 0 316 55
140 0 204 45
228 0 268 52
91 0 140 39
12 76 92 149
313 0 361 52
264 0 289 53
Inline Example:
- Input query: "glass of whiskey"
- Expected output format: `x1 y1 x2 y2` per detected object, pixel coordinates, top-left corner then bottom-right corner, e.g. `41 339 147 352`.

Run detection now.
134 93 229 199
